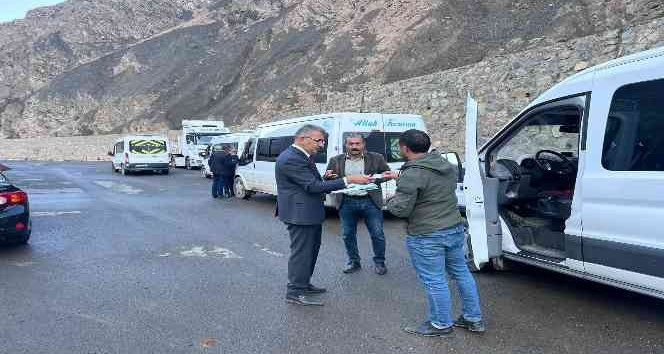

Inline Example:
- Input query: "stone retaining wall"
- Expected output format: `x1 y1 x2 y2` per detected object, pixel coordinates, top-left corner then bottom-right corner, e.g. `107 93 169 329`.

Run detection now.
258 17 664 155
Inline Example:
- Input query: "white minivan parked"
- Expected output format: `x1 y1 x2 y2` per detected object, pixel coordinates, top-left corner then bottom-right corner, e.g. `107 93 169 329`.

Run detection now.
109 135 170 175
462 47 664 299
233 112 426 206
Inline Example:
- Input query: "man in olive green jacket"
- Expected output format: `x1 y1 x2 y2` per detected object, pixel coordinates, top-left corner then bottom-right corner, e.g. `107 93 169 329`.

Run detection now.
385 129 485 337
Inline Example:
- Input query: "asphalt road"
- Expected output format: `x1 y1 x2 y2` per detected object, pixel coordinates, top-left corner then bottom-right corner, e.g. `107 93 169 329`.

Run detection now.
1 161 662 354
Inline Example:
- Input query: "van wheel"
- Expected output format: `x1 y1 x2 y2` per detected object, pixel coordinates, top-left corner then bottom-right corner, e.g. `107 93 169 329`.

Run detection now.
162 169 170 175
185 158 191 170
234 178 252 200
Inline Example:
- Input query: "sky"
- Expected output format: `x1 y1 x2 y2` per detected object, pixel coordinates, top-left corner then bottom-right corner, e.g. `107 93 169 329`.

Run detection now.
0 0 64 23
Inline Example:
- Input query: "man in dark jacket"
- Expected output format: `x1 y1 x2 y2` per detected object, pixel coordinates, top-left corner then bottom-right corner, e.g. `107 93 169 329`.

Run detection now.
275 124 370 306
385 129 484 336
220 146 239 198
208 145 227 198
325 133 391 275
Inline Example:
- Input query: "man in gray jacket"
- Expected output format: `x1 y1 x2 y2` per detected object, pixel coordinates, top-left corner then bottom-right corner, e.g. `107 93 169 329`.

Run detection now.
325 133 391 275
385 129 485 336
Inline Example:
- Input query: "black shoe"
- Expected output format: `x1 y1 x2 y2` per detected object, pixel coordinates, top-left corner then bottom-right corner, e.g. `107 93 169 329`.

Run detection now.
454 316 486 333
343 263 361 274
285 294 323 306
375 263 387 275
303 284 327 294
404 321 453 337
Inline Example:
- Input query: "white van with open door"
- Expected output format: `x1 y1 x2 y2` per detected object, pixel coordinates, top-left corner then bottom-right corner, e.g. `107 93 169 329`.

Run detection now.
109 135 170 175
234 112 426 206
463 47 664 299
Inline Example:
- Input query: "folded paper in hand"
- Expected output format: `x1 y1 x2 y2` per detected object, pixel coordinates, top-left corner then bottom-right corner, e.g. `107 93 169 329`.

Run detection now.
331 183 379 194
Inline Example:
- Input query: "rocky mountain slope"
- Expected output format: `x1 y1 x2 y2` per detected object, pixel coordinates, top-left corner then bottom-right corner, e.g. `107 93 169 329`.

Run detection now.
1 0 662 138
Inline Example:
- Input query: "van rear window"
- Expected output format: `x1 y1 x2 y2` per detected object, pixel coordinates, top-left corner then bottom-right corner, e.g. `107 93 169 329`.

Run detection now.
129 140 167 154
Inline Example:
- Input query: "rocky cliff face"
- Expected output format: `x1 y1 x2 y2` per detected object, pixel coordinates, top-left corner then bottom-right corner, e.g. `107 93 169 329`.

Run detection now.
1 0 663 138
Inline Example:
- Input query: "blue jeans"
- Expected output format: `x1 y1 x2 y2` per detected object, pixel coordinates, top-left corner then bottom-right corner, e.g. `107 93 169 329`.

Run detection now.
339 196 386 265
212 175 225 198
406 224 482 328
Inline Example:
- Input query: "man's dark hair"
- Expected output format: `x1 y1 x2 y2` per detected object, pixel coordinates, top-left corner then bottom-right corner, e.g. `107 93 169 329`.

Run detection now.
345 132 366 142
398 129 431 153
295 124 326 137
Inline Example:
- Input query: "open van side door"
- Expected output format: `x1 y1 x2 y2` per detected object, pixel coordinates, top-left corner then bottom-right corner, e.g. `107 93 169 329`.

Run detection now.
463 93 500 269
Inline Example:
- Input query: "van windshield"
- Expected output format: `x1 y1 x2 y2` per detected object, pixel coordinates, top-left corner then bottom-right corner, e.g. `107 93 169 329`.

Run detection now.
129 140 167 154
342 132 404 163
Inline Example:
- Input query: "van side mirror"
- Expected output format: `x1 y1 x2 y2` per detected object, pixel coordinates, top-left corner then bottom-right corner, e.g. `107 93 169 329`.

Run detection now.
107 151 114 157
443 152 464 183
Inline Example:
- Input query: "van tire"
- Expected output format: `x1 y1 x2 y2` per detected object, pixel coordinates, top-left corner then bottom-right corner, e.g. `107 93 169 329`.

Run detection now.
234 177 252 200
162 169 169 175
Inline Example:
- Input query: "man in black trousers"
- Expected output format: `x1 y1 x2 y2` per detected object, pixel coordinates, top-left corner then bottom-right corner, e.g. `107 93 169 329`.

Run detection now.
275 124 370 306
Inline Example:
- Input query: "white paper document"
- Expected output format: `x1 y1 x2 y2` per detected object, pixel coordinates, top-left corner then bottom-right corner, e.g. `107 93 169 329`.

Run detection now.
331 183 379 194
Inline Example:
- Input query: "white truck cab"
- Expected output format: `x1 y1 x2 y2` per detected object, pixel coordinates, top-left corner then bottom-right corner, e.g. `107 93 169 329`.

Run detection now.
109 135 170 175
233 112 426 206
462 47 664 299
170 120 230 169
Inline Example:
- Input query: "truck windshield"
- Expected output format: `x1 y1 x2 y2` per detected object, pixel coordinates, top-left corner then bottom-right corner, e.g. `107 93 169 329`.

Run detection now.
129 140 167 154
197 136 216 145
187 133 229 145
342 132 404 163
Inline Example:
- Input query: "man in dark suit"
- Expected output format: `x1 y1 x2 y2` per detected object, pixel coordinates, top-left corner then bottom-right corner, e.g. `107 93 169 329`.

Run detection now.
219 146 239 198
208 145 227 198
276 124 370 306
325 133 392 275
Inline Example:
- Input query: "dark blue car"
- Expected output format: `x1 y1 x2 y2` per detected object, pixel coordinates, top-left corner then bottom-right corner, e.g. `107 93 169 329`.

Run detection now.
0 164 31 245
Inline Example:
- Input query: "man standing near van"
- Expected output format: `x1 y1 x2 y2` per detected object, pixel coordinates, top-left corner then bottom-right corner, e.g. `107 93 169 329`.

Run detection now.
385 129 485 336
326 133 391 275
208 145 227 198
220 146 239 198
275 125 370 306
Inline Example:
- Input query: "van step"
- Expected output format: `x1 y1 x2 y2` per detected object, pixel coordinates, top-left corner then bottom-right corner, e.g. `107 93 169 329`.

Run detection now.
517 244 566 261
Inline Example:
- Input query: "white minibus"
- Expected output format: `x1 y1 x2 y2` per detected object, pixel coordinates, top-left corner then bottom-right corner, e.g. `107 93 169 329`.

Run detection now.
233 113 426 207
109 135 170 175
462 47 664 299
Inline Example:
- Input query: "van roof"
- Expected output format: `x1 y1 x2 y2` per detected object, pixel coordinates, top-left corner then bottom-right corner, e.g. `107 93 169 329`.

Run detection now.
527 46 664 109
116 134 168 142
257 112 423 128
556 46 664 88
